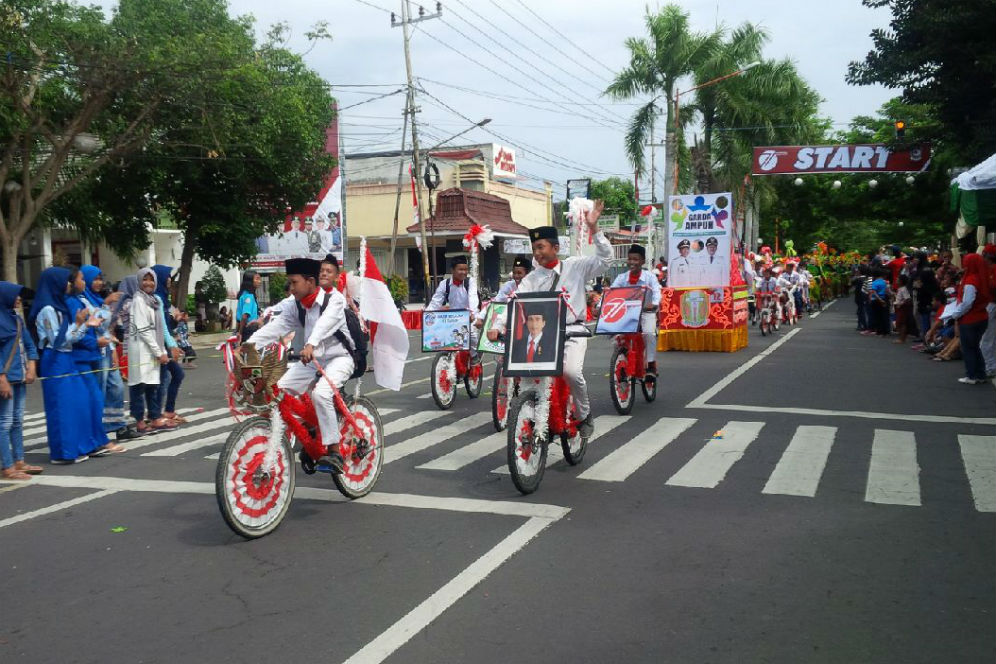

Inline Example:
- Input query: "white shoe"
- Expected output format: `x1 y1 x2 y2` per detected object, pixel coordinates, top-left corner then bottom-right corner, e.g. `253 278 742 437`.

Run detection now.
957 377 985 385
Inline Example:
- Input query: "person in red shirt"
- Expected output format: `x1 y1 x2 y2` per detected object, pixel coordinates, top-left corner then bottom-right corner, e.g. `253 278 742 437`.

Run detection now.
949 253 991 383
887 245 906 290
979 244 996 377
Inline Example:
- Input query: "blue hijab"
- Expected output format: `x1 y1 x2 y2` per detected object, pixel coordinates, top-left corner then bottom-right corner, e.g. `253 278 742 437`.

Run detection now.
152 265 173 308
0 281 25 342
28 266 72 347
112 275 139 320
80 265 104 308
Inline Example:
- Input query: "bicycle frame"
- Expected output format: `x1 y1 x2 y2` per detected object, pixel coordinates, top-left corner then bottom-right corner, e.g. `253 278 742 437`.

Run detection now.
615 332 646 380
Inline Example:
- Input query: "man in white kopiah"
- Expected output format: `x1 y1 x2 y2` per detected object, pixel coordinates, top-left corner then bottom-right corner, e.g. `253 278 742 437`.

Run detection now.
488 200 612 440
610 243 661 379
242 257 353 472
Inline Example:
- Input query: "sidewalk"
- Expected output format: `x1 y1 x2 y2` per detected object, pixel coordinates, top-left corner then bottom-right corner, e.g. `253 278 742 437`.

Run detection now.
189 331 233 350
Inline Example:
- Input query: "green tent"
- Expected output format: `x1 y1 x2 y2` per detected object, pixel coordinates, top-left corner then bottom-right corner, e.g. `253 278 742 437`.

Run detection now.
950 153 996 229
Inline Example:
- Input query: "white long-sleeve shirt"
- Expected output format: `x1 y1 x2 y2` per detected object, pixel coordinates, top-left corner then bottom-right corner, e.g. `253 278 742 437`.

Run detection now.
513 231 613 325
427 276 476 311
248 290 350 360
609 270 662 308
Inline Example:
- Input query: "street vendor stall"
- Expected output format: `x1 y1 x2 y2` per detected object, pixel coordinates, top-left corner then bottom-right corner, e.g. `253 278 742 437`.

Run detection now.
659 192 749 352
951 153 996 242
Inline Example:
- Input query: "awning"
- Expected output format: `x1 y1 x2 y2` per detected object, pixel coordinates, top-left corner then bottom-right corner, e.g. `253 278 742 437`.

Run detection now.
950 153 996 228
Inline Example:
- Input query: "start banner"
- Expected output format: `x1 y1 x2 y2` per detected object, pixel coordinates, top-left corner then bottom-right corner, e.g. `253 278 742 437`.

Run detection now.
752 143 931 175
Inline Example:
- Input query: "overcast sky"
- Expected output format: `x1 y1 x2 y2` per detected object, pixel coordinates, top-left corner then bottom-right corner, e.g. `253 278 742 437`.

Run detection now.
100 0 898 199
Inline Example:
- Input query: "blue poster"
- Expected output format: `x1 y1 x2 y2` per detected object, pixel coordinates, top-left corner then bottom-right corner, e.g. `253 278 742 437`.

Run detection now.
422 310 472 352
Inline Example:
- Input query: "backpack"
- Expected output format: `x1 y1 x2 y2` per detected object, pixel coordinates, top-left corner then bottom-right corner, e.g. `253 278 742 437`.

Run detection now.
443 278 468 307
296 291 368 379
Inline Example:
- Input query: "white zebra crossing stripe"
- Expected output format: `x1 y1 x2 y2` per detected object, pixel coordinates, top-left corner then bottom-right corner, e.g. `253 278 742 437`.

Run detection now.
419 431 505 471
958 435 995 513
385 412 492 465
865 429 920 506
118 415 236 451
665 421 764 489
384 411 446 437
491 415 632 476
21 406 206 450
579 417 696 483
143 432 228 457
762 425 835 497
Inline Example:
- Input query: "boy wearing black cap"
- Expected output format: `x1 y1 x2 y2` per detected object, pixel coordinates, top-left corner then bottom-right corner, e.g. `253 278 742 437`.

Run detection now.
428 255 473 311
487 200 612 440
609 244 661 380
242 257 354 472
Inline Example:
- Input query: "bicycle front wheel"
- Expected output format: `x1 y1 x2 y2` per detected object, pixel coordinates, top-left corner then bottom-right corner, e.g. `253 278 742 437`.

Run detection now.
609 346 635 415
215 416 295 539
506 389 546 494
333 396 384 499
492 362 510 431
430 354 456 410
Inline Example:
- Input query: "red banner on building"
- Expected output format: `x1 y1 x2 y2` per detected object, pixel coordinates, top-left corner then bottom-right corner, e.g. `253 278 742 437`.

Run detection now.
751 143 930 175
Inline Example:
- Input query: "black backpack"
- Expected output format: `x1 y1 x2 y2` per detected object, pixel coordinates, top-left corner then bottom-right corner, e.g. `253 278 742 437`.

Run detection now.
296 292 369 379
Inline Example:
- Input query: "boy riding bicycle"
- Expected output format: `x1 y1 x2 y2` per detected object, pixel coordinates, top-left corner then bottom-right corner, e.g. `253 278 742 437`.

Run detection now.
487 200 612 440
240 258 354 472
609 243 661 382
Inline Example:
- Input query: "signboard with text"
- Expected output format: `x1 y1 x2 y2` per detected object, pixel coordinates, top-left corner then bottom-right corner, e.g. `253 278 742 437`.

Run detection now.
752 143 931 175
666 192 732 289
492 144 517 179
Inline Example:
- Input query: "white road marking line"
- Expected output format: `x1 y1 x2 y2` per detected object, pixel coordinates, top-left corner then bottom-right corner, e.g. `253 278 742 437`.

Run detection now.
416 393 431 399
23 412 45 422
142 432 228 457
865 429 920 506
958 434 996 513
807 298 837 319
384 411 448 437
686 329 801 408
342 515 559 664
419 431 505 471
366 376 430 396
0 489 117 529
493 415 632 476
762 425 836 497
107 414 234 452
385 412 492 465
405 356 433 364
692 403 995 426
577 417 696 483
205 452 219 460
665 421 764 488
19 474 570 519
22 406 212 449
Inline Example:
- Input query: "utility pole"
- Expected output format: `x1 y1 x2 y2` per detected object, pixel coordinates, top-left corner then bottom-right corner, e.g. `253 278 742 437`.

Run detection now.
392 0 441 305
387 108 409 276
646 129 666 263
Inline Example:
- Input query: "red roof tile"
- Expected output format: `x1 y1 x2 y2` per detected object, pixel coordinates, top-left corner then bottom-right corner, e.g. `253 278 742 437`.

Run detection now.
406 187 532 235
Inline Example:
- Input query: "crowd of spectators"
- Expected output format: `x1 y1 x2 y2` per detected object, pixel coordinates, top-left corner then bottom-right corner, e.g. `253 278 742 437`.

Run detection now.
853 245 995 384
0 263 194 480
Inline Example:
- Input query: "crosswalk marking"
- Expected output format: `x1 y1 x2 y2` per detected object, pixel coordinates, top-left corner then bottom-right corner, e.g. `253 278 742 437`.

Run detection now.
865 429 920 506
142 432 228 457
762 425 835 497
419 431 504 471
22 407 206 449
665 421 764 488
116 416 235 451
384 411 446 437
958 435 996 513
385 412 492 465
493 415 632 476
416 393 431 399
579 417 696 483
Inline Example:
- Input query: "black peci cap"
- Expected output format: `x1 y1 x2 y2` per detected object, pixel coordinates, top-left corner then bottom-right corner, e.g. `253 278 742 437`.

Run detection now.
529 226 558 244
284 258 321 280
628 244 646 258
322 253 339 268
513 255 531 270
451 255 468 268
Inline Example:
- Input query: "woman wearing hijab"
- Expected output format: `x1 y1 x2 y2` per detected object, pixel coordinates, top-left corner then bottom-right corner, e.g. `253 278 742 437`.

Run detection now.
80 265 136 443
151 265 186 424
29 267 101 463
128 268 175 432
0 282 42 480
948 253 992 384
235 270 261 342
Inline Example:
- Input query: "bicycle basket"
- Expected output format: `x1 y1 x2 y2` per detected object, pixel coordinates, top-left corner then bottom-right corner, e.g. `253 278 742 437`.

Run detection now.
230 345 289 413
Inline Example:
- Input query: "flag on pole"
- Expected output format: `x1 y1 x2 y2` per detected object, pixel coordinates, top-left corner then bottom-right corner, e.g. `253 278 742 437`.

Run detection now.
359 246 409 390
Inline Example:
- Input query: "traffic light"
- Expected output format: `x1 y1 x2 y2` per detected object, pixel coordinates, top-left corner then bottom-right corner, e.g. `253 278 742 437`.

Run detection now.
894 120 906 139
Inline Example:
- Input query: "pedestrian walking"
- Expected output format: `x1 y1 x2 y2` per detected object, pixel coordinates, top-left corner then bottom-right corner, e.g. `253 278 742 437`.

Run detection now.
0 281 42 480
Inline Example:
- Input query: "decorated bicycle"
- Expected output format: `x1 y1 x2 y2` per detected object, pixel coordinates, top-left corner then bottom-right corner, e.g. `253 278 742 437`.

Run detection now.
599 278 660 414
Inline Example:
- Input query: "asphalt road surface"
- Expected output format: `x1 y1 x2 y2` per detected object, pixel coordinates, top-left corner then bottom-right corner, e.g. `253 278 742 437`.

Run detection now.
2 302 993 664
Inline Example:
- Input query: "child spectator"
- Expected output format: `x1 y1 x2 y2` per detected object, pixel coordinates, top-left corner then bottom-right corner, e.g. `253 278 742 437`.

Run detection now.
893 274 914 344
172 307 197 368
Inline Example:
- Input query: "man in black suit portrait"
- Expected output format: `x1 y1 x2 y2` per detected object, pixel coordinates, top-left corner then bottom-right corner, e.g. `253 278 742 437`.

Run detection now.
512 306 556 364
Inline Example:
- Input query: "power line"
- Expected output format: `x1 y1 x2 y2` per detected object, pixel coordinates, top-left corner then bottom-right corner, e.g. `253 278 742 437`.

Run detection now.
417 76 640 108
338 88 406 110
509 0 618 80
351 0 392 14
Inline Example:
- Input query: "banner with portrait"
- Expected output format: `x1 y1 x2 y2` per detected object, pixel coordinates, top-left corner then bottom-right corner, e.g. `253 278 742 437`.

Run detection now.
666 192 732 289
503 293 567 377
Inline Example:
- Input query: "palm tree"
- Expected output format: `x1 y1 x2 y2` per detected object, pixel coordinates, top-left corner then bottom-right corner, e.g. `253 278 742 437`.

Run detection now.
605 5 720 194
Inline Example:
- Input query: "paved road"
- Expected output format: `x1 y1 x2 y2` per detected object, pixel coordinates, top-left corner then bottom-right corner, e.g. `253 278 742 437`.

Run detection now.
2 302 994 663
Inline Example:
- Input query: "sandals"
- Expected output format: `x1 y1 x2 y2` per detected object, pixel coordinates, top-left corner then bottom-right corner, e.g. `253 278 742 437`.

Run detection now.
165 413 188 425
2 467 32 481
150 418 178 430
14 461 43 475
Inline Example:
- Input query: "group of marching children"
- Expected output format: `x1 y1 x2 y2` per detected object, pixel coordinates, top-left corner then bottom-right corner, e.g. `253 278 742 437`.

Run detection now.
746 247 815 326
0 263 191 480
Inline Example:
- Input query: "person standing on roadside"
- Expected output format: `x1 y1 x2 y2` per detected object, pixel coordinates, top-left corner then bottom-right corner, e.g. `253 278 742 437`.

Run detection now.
128 268 175 433
0 282 42 480
947 254 991 384
979 245 996 378
151 265 186 425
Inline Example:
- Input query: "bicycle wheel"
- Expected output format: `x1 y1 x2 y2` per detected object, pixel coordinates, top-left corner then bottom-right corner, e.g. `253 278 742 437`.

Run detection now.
333 396 384 499
759 310 769 336
430 353 456 410
506 389 547 494
641 373 658 402
465 356 483 399
609 346 635 415
560 393 587 466
492 362 510 431
216 416 295 539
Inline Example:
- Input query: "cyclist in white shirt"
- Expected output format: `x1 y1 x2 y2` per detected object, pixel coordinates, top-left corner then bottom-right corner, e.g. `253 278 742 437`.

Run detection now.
609 244 661 380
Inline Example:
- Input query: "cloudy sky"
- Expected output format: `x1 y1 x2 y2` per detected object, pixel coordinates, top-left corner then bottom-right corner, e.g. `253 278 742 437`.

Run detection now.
102 1 899 198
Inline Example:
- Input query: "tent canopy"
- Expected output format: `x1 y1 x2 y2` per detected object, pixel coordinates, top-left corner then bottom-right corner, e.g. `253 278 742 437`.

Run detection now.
950 153 996 228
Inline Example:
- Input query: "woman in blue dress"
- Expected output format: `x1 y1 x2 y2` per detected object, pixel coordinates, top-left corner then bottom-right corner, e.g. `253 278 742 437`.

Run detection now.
151 264 186 424
0 281 42 480
29 267 106 463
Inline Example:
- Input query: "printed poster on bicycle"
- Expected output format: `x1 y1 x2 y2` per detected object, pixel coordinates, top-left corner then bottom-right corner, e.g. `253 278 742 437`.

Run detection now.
667 192 732 289
422 310 472 352
477 302 507 354
503 293 567 377
594 286 644 335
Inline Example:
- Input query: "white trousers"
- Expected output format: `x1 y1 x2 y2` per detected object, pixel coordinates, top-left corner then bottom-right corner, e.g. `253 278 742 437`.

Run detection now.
277 355 355 446
982 303 996 373
641 311 658 367
563 325 590 420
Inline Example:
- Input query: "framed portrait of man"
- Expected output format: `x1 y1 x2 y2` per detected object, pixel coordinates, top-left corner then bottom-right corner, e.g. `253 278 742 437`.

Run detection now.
477 302 507 354
422 310 471 352
503 292 566 377
594 286 646 335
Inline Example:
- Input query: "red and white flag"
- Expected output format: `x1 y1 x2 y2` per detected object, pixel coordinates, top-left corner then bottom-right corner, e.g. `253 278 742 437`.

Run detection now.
358 246 409 390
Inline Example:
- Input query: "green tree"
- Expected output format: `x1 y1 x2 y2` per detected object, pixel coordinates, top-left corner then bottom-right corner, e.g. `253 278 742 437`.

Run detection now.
589 177 638 229
846 0 996 161
605 4 721 192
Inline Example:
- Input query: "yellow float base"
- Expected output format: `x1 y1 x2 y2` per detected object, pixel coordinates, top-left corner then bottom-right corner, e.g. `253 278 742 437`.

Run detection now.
657 326 748 352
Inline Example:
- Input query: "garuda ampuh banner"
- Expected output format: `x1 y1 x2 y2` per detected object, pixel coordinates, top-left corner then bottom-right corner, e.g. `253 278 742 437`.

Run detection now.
666 192 732 289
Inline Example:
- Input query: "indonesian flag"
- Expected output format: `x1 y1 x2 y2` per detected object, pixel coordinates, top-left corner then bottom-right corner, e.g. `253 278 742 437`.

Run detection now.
359 247 409 390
